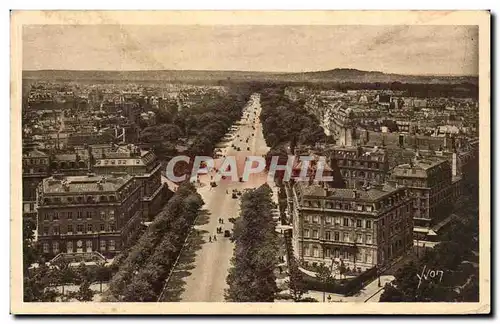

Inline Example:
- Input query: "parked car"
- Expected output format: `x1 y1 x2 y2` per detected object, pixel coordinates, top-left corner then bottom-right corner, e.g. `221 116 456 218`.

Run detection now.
232 193 238 199
224 230 231 237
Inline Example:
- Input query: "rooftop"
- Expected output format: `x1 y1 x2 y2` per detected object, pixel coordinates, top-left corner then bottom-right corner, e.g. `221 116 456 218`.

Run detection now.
23 148 48 158
94 144 156 167
42 174 133 194
392 155 448 178
295 181 399 202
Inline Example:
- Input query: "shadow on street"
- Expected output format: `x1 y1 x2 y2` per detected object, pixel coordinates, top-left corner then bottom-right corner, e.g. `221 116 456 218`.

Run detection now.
160 228 207 301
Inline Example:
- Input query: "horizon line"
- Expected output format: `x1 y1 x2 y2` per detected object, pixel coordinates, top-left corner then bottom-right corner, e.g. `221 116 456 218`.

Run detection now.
21 68 479 78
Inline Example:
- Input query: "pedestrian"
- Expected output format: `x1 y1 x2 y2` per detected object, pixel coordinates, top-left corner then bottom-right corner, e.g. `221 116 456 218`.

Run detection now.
209 236 212 243
279 266 282 274
214 235 217 241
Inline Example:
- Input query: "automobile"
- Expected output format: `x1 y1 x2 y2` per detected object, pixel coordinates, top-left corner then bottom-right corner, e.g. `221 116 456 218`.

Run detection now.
247 147 250 151
224 230 231 237
210 181 217 187
232 193 238 199
236 147 241 151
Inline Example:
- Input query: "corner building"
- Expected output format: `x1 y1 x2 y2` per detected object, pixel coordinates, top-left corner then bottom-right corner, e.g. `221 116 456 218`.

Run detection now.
290 182 413 272
37 174 142 259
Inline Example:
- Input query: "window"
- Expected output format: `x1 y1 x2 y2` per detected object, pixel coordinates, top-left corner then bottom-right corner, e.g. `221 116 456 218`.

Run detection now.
334 232 340 241
110 223 116 232
304 215 310 223
357 252 362 262
67 211 73 219
334 217 341 225
43 213 50 221
325 231 331 241
43 243 49 253
356 233 363 243
343 232 350 242
86 211 93 219
77 224 84 233
357 205 363 211
53 226 60 235
100 224 105 232
325 216 332 224
77 211 82 219
313 230 319 239
343 250 349 259
66 241 73 253
67 225 73 234
366 220 372 229
366 235 372 244
53 212 59 220
366 252 373 263
356 219 362 228
52 242 59 253
87 224 93 233
100 240 106 252
43 226 49 236
109 210 115 220
100 211 106 220
109 240 115 251
313 215 319 224
304 229 310 238
381 218 385 226
313 246 319 257
343 218 349 227
86 240 93 252
325 248 331 258
304 244 310 256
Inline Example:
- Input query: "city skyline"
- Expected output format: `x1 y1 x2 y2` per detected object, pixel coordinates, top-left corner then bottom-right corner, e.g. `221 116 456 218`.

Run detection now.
23 25 478 76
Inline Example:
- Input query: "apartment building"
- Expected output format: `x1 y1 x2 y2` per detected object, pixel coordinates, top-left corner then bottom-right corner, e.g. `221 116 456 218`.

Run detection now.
290 182 413 272
36 173 142 259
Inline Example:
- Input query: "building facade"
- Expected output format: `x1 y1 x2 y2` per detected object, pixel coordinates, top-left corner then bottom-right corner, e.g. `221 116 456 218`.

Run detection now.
390 154 454 241
22 147 50 219
93 144 167 220
327 145 389 189
37 173 142 259
289 182 413 272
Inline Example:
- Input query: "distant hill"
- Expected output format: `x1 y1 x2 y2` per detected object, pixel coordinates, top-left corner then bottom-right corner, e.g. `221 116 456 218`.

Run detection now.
278 68 478 85
22 68 478 85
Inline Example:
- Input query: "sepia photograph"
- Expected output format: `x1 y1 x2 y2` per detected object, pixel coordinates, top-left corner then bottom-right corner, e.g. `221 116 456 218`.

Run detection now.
10 10 490 314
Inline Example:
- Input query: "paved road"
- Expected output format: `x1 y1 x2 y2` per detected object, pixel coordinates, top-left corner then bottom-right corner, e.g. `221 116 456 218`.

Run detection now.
177 93 271 302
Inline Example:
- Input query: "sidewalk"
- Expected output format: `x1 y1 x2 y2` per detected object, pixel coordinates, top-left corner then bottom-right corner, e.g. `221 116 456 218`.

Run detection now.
300 274 395 302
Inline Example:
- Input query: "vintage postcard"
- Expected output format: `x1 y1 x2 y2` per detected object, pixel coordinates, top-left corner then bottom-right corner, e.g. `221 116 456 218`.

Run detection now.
10 10 490 314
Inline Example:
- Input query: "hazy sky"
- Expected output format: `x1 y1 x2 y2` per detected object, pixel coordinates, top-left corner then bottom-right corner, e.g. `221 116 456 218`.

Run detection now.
23 25 478 75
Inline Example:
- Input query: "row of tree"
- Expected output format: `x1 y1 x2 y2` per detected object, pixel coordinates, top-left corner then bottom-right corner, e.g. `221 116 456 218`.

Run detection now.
225 184 280 302
23 259 112 302
139 87 253 160
259 87 326 152
104 182 204 301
